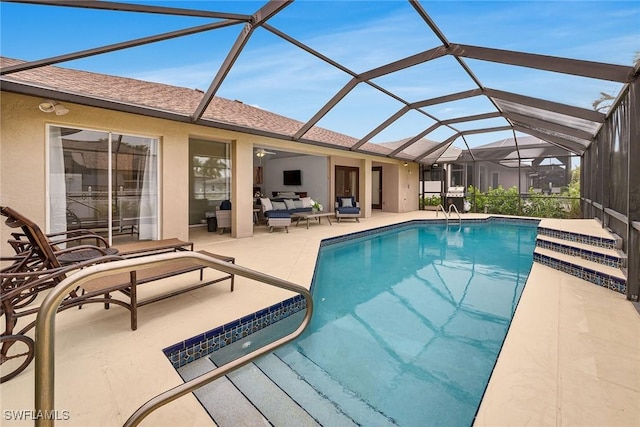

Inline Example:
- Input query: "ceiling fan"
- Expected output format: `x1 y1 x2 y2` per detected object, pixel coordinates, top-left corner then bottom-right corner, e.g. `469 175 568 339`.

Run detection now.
255 148 276 158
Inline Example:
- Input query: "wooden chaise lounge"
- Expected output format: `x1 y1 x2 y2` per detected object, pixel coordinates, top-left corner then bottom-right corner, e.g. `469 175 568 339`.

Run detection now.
1 206 235 328
0 206 235 382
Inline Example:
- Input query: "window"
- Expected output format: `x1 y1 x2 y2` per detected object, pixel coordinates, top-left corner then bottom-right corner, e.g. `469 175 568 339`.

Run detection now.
192 154 230 201
451 164 464 187
189 138 230 225
48 125 159 244
492 172 500 189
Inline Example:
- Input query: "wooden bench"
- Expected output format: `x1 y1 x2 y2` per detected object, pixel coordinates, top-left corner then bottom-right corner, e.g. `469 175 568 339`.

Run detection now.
79 250 235 330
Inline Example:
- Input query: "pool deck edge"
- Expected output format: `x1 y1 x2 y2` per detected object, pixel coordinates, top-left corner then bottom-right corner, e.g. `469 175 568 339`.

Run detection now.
474 263 640 427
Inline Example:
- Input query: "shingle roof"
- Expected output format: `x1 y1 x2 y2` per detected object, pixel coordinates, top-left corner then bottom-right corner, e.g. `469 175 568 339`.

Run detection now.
0 56 385 155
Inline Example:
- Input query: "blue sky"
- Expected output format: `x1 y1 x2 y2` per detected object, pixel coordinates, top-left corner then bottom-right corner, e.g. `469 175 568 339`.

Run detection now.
1 1 638 147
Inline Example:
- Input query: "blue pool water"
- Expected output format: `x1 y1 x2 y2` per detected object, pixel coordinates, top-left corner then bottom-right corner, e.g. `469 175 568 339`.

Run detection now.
287 221 537 426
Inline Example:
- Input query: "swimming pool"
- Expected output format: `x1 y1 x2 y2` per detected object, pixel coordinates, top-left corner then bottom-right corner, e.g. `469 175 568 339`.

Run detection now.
283 220 538 426
179 219 538 425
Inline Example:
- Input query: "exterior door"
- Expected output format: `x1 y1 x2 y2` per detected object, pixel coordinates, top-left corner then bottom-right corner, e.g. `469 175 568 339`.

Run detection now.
48 125 159 245
335 166 359 202
372 166 382 209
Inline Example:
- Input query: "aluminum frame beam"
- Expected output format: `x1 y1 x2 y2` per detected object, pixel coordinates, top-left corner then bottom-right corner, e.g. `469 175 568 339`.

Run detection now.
512 125 586 155
486 88 606 123
3 0 252 20
505 112 595 141
0 20 242 76
388 123 442 157
192 0 293 122
450 44 633 83
352 106 411 150
2 0 635 168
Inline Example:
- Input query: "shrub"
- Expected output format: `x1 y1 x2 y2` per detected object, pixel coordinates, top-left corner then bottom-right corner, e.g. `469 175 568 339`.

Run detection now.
523 189 567 218
485 185 520 215
420 195 441 208
457 183 580 219
466 185 486 212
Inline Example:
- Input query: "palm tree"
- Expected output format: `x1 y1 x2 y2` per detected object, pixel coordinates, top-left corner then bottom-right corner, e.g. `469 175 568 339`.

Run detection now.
592 51 639 112
592 92 616 112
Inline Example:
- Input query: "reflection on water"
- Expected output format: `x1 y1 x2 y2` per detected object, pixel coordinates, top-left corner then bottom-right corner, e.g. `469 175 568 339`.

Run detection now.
289 222 537 427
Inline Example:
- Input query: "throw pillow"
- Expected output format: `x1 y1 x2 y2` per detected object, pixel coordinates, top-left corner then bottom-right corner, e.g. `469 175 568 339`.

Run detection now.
260 198 273 211
284 199 296 210
340 197 353 207
272 201 287 210
301 197 312 208
293 200 304 208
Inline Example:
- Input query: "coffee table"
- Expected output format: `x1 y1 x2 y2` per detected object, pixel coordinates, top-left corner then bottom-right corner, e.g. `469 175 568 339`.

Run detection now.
291 211 334 229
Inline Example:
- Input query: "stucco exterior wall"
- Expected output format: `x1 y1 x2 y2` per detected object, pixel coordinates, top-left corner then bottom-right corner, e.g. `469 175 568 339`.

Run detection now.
1 92 247 247
1 92 418 252
479 162 528 192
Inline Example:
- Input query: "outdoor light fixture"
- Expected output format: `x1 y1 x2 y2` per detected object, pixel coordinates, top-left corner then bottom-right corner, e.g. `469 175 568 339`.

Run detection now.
403 161 408 167
38 100 69 115
255 148 275 158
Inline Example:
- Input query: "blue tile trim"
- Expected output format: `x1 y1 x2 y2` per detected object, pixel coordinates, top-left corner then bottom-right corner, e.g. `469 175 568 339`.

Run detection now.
162 294 307 368
533 252 626 294
537 226 618 249
535 238 622 268
320 216 540 248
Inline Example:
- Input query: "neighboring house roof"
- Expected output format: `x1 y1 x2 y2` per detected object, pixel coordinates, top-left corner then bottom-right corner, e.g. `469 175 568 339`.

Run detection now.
472 135 551 150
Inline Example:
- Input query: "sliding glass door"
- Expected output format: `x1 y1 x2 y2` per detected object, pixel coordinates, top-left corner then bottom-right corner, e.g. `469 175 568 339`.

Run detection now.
48 125 159 244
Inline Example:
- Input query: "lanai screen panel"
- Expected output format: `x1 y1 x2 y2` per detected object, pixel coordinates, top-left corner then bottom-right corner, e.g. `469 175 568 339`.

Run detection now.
494 99 602 136
606 96 630 217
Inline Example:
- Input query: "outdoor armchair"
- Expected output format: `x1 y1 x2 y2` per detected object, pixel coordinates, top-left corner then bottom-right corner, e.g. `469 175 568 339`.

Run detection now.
335 197 361 223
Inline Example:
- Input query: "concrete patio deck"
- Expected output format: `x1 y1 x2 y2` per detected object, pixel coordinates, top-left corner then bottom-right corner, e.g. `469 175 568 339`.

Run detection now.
1 211 638 426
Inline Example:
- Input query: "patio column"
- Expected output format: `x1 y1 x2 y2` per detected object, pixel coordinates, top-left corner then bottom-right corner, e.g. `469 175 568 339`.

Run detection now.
231 141 253 238
361 158 372 218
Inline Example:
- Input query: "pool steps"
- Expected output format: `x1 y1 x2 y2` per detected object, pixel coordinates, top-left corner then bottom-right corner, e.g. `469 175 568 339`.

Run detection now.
177 309 392 426
179 357 270 426
534 222 627 294
178 347 382 426
261 347 395 426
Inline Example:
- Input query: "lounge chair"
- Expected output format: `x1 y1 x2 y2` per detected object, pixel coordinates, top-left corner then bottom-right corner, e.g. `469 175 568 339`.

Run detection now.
7 219 194 261
215 204 232 234
0 206 235 383
335 197 361 223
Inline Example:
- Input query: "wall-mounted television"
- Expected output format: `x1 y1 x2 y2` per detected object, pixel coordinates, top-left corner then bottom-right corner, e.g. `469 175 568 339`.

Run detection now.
283 170 302 186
